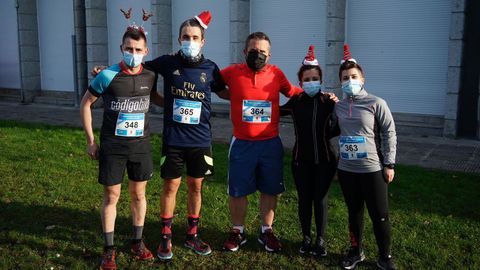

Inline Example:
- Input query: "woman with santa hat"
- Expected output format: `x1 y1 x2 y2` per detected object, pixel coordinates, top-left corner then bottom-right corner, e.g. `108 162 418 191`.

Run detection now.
335 44 397 270
280 45 339 257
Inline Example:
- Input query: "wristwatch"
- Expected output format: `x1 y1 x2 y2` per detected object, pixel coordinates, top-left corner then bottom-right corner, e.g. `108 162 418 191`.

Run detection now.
383 164 395 169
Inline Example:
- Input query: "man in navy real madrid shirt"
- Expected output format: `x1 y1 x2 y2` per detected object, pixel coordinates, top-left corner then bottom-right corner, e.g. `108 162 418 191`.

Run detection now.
145 11 229 260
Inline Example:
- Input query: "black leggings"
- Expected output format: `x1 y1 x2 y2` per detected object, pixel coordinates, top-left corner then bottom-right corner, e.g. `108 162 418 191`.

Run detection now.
292 161 336 239
338 169 391 257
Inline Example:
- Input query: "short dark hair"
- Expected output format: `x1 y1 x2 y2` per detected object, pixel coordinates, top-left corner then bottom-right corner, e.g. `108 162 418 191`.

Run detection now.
178 18 205 39
122 28 147 45
244 32 271 51
298 65 323 83
339 60 364 80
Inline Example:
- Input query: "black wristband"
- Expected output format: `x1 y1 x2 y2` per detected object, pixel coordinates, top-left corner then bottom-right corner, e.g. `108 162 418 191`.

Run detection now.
383 164 395 169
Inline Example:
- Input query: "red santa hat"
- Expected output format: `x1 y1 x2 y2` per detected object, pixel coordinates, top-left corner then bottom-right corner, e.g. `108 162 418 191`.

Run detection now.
302 45 319 66
194 11 212 29
340 44 357 64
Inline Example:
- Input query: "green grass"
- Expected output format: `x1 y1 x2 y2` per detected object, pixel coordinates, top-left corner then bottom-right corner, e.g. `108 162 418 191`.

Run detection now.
0 120 479 269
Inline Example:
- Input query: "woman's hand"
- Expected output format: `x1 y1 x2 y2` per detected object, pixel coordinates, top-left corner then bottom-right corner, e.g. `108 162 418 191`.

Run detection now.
383 167 395 183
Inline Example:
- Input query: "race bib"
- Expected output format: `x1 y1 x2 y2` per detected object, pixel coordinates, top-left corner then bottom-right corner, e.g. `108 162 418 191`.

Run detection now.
242 100 272 123
339 136 368 160
173 98 202 124
115 112 145 137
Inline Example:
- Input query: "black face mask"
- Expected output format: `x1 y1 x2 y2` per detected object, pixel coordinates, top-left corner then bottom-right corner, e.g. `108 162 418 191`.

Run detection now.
246 50 267 71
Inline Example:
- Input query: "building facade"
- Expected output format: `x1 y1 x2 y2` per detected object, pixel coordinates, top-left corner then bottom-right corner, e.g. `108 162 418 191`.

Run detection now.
0 0 479 139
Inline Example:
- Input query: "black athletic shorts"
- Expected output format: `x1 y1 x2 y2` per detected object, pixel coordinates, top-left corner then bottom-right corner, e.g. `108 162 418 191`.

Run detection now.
98 137 153 186
160 145 213 179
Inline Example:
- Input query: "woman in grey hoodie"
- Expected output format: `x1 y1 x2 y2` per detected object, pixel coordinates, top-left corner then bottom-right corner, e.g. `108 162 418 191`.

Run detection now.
335 45 397 270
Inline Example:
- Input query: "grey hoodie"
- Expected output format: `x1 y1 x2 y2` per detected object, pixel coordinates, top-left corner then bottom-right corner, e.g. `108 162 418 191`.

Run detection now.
334 89 397 173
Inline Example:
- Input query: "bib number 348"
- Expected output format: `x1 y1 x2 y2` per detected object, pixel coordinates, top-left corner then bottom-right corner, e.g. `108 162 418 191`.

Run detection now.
115 112 145 137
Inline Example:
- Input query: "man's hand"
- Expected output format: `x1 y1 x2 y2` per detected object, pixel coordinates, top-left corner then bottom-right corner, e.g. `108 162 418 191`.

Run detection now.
87 142 99 160
323 92 339 103
91 66 107 77
383 168 395 183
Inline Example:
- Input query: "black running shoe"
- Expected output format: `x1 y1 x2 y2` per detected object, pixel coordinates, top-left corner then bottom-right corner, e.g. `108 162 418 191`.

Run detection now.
377 255 397 270
311 237 327 257
341 248 365 269
298 235 312 254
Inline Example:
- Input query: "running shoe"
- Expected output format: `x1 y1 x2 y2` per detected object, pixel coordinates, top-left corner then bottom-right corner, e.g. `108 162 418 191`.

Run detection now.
184 234 212 256
156 233 173 261
299 235 312 254
340 248 365 269
130 240 154 261
100 247 116 270
223 228 247 252
258 228 281 252
377 255 397 270
311 237 327 257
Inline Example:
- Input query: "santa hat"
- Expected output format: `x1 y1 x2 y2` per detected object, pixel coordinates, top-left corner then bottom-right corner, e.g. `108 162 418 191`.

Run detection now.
340 44 357 64
302 45 319 66
194 11 212 29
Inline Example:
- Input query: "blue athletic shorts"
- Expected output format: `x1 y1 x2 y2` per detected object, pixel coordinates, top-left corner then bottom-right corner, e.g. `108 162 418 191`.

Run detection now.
227 136 285 197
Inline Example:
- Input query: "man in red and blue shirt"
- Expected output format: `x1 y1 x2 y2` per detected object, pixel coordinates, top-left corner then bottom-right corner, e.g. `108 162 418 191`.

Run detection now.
221 32 303 252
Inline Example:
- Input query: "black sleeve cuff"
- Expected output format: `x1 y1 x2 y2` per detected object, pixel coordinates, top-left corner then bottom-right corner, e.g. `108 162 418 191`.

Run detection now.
383 164 395 169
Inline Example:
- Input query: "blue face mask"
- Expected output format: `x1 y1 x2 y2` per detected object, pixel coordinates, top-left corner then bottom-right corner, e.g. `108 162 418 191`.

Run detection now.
302 81 322 97
341 79 363 96
123 51 144 68
180 41 201 58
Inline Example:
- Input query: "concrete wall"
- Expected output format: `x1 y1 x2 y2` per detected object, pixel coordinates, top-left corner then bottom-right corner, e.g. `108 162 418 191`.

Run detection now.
85 0 108 83
324 0 345 95
17 0 41 102
74 0 88 102
229 0 249 64
444 0 467 137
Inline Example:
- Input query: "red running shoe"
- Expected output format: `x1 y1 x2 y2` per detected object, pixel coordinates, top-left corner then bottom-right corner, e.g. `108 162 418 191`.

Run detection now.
131 240 154 261
223 228 247 252
100 247 116 270
258 228 282 252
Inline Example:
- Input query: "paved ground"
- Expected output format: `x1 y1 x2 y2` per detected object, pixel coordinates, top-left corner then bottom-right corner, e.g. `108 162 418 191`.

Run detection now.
1 101 479 174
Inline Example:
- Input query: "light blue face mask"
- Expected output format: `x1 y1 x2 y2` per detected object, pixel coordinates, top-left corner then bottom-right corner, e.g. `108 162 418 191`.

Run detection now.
302 81 322 97
341 79 363 96
180 41 201 58
123 51 144 68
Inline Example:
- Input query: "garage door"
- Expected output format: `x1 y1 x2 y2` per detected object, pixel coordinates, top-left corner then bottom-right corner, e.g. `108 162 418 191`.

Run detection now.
345 0 451 115
37 0 75 91
0 0 20 89
251 0 327 104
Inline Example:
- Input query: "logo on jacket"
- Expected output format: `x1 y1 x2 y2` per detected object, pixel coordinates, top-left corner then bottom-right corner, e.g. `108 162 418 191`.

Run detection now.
200 72 207 83
173 69 180 75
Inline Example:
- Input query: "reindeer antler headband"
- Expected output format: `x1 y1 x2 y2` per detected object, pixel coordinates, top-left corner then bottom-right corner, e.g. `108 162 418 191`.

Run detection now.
121 7 153 35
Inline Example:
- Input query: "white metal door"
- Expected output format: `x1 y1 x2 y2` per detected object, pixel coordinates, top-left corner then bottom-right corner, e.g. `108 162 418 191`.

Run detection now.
345 0 451 115
37 0 75 91
0 0 21 89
